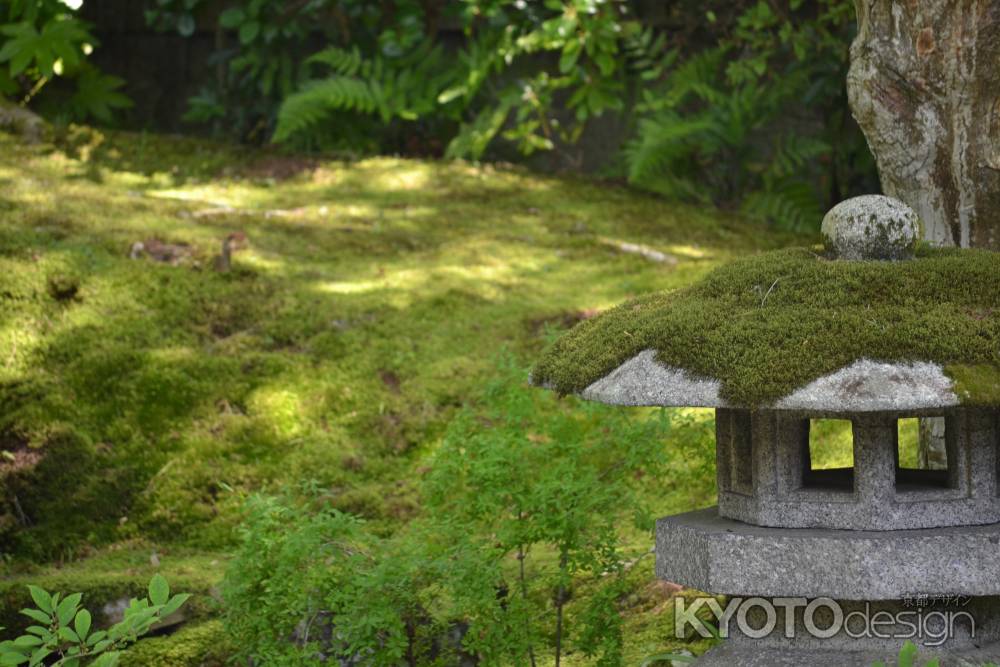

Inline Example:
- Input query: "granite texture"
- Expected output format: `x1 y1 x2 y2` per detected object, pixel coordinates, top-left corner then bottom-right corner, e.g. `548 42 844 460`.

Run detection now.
775 360 961 413
579 349 726 407
692 643 1000 667
579 351 961 412
655 508 1000 599
821 195 921 261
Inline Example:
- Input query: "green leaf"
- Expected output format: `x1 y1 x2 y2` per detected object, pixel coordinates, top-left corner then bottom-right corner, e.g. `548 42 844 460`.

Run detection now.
559 42 580 73
69 67 132 122
85 630 107 646
218 8 245 28
148 574 169 606
28 647 50 667
55 593 81 627
0 68 16 95
26 587 51 614
898 640 918 667
18 609 49 625
0 654 28 665
91 652 120 667
57 627 79 644
239 21 259 45
160 593 190 618
0 22 38 76
11 637 39 648
73 609 91 642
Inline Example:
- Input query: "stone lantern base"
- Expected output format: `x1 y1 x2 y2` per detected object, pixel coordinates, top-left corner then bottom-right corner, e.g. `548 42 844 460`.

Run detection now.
658 509 1000 664
693 643 1000 667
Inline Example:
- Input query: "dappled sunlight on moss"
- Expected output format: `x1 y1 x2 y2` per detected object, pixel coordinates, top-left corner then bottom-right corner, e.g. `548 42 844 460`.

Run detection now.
315 253 544 303
664 243 714 260
146 187 240 208
361 160 434 191
246 387 306 439
0 128 797 661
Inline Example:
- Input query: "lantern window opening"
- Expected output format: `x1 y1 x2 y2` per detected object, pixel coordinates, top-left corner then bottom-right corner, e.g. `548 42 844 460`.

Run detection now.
801 418 855 493
895 416 955 493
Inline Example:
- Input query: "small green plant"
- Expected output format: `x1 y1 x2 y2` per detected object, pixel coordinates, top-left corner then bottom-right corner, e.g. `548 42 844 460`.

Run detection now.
423 355 676 666
221 355 703 666
0 574 189 666
640 618 719 665
871 640 935 667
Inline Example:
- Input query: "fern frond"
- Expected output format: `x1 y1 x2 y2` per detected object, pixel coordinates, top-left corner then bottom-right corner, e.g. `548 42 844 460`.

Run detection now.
276 41 463 144
273 76 380 142
307 46 363 76
766 134 831 179
624 112 717 200
742 180 824 230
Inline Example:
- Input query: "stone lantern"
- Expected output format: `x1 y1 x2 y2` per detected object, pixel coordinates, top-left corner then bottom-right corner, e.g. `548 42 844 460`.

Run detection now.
531 196 1000 665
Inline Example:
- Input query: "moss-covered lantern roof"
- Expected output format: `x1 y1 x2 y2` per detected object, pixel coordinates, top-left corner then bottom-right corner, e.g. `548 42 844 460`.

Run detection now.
531 241 1000 411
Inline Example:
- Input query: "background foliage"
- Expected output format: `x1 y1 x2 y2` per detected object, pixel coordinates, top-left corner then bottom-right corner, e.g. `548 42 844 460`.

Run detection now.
0 0 879 229
0 0 130 122
625 0 876 229
136 0 877 230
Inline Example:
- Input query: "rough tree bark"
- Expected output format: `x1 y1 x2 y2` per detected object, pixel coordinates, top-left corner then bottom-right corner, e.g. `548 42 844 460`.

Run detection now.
847 0 1000 468
847 0 1000 249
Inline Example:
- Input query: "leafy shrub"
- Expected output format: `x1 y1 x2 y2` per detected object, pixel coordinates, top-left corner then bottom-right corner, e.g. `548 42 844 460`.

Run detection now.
145 1 877 230
147 0 660 157
0 575 189 666
222 356 695 665
0 0 130 123
222 491 487 665
624 0 877 230
147 0 337 141
271 1 655 159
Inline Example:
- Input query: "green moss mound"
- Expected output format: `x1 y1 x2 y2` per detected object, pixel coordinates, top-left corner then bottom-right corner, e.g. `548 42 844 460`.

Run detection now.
532 247 1000 406
119 620 232 667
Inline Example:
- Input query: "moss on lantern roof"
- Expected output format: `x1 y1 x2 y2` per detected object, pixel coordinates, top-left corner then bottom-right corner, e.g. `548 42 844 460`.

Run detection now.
532 246 1000 407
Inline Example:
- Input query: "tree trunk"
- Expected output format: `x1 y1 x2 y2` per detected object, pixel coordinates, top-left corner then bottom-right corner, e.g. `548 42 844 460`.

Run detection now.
847 0 1000 468
847 0 1000 249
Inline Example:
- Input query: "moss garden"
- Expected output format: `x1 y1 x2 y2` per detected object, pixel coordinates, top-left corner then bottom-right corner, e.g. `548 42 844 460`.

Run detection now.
0 127 789 664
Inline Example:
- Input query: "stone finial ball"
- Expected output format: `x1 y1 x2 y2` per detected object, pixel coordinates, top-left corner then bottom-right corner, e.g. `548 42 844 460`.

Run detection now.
821 195 921 261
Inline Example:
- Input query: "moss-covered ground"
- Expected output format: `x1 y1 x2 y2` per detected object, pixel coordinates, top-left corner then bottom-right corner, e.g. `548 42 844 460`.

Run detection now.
533 246 1000 406
0 126 790 663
